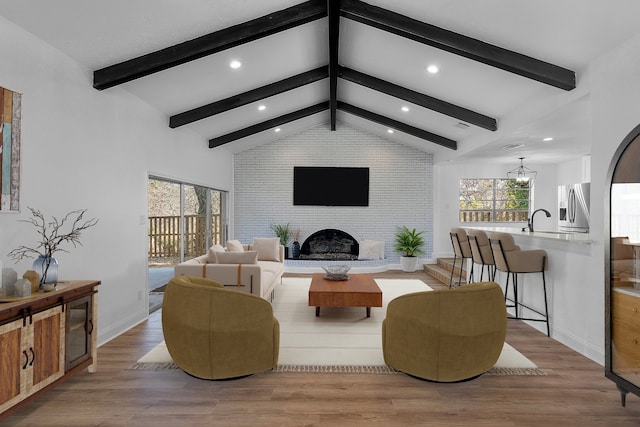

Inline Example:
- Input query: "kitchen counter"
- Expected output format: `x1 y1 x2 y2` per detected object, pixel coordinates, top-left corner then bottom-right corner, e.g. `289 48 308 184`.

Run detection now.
463 226 592 244
460 225 599 363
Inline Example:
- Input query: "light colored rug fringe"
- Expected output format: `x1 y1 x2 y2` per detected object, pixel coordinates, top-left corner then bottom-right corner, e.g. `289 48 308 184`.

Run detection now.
130 362 546 376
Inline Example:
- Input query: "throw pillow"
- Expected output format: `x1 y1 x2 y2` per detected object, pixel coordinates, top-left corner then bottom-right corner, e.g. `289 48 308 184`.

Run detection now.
207 244 226 263
215 250 258 264
358 240 379 260
226 240 244 252
374 240 385 259
252 237 281 261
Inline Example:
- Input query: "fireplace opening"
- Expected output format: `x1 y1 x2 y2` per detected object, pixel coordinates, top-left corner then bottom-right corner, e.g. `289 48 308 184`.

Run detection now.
299 229 359 260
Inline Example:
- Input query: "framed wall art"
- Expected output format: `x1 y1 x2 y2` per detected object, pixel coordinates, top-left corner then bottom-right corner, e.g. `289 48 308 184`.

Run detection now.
1 86 21 212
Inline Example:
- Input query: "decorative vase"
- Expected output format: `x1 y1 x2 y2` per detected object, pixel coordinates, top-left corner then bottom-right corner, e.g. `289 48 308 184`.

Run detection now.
32 255 58 286
400 256 419 273
292 241 301 259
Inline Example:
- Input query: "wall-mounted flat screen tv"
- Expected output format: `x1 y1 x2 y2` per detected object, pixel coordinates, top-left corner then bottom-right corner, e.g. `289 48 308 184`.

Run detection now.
293 166 369 206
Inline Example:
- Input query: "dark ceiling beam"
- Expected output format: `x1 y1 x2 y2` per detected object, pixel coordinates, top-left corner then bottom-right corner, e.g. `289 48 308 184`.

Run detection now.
209 102 329 148
339 66 497 131
328 0 341 131
340 0 576 91
337 101 457 150
170 66 329 128
93 0 328 90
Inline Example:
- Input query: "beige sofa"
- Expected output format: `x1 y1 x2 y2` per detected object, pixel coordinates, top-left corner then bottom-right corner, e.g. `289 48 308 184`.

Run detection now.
173 238 285 301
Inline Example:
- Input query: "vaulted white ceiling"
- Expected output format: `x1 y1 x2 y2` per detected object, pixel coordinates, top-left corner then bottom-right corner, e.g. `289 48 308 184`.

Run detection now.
1 0 639 164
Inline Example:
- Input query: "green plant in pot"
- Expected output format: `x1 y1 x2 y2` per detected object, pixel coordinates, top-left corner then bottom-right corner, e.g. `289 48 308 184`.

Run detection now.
394 226 425 272
270 223 291 259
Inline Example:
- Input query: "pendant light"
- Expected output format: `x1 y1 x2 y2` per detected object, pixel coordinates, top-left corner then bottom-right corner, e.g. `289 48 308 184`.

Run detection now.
507 157 537 185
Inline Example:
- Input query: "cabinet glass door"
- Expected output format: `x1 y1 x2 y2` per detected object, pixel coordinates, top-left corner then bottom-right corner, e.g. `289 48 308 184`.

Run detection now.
608 129 640 406
65 295 92 371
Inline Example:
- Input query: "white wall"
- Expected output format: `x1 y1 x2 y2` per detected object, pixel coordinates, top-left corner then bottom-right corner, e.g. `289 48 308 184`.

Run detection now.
0 17 233 345
233 123 433 262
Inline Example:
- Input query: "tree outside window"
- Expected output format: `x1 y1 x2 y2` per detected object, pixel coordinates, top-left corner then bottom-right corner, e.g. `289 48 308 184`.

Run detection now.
459 178 530 223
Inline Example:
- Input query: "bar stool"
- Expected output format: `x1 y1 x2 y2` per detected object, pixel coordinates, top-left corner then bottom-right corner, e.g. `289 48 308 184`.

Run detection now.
449 228 473 288
488 232 550 336
467 229 495 282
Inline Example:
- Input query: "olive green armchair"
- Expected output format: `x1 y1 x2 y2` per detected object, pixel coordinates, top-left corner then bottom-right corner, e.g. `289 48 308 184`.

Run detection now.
162 275 279 380
382 281 507 382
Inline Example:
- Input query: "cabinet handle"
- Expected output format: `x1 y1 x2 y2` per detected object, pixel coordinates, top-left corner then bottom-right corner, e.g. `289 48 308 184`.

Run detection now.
29 347 35 366
22 350 29 369
88 319 94 335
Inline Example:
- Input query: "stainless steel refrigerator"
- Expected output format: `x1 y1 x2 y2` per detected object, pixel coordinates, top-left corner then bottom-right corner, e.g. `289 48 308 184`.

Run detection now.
558 183 590 233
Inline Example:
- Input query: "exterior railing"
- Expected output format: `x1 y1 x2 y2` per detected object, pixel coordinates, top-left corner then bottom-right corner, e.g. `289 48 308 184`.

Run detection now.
459 210 529 223
148 214 221 260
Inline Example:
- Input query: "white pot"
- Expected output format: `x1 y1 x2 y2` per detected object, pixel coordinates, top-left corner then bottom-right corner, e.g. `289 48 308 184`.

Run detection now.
400 256 419 272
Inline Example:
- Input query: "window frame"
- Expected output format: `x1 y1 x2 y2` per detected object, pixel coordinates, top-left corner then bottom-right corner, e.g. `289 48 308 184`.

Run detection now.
459 178 532 223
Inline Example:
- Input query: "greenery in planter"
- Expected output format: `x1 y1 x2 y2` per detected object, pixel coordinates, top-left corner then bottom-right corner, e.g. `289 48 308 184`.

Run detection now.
270 223 291 246
394 226 425 257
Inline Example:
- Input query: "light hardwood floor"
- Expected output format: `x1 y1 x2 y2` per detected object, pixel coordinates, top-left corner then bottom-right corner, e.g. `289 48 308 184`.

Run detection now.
2 271 640 426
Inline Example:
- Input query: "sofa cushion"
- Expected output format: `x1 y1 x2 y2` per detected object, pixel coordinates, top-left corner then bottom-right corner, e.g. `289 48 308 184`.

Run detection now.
252 237 281 262
216 250 258 264
207 244 226 263
226 240 244 252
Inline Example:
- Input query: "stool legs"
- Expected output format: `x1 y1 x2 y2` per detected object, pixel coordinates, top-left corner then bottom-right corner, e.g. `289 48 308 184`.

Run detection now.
449 255 472 288
477 263 495 282
503 270 549 337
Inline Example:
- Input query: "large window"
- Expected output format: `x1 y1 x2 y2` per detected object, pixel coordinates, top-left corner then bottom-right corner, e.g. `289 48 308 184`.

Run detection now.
459 178 531 223
147 177 227 265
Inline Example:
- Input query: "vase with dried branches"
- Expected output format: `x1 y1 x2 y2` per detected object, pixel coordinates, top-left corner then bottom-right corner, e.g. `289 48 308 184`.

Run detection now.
8 207 98 287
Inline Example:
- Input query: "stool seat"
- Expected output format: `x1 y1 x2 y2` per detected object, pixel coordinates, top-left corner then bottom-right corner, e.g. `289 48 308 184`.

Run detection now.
467 229 496 282
488 231 550 336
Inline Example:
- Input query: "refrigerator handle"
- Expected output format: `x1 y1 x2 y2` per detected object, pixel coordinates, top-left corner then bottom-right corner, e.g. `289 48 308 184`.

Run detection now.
569 188 576 223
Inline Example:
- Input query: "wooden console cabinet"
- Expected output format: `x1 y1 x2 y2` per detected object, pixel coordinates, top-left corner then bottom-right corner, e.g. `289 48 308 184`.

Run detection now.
0 280 100 416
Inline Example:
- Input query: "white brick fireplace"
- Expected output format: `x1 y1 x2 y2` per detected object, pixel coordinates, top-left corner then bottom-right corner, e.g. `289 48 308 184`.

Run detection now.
233 122 433 264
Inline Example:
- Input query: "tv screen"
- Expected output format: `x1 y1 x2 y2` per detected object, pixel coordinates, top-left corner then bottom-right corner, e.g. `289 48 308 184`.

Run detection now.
293 167 369 206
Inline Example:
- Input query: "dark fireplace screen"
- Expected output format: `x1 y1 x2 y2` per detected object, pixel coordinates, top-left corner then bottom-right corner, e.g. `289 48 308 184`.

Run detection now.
299 229 359 260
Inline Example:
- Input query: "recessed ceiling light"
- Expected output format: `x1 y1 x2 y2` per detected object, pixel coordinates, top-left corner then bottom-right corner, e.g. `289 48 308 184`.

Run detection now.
426 65 439 74
543 137 554 141
229 60 242 69
274 128 281 132
258 105 266 111
387 129 394 134
401 106 410 112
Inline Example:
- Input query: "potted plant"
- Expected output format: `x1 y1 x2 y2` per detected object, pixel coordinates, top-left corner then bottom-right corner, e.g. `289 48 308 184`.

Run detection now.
270 223 291 259
394 226 425 272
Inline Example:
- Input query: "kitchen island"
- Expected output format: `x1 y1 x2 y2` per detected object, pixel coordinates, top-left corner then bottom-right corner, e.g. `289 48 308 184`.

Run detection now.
463 226 601 363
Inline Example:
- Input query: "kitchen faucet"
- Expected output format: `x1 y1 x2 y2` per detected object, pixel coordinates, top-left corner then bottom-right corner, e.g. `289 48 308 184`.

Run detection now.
528 208 551 232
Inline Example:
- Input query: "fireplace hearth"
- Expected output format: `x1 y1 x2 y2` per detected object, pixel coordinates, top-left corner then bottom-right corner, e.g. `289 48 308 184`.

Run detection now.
299 229 359 260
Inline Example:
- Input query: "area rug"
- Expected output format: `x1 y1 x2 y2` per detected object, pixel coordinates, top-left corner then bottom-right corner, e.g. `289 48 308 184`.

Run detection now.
133 277 544 376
